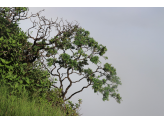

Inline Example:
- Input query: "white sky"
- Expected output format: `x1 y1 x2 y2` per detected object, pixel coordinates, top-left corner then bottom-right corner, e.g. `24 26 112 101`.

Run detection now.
1 0 164 123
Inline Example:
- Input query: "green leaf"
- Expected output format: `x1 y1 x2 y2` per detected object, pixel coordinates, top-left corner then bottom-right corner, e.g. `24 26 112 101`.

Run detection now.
0 58 11 64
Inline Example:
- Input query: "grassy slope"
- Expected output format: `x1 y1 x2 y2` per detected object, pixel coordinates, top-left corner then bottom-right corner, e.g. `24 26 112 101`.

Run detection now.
0 82 82 116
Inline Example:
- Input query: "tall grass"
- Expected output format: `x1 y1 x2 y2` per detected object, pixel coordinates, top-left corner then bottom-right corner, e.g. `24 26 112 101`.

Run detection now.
0 83 82 116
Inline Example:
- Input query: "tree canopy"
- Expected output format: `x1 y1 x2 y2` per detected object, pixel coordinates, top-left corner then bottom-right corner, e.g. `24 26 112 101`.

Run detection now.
0 7 122 113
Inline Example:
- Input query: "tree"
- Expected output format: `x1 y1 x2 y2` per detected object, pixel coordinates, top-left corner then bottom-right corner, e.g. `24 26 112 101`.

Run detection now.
0 7 82 114
0 7 54 101
0 7 56 103
0 7 122 113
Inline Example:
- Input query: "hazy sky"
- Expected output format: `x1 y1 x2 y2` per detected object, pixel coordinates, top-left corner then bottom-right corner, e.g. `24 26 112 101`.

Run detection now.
13 7 164 116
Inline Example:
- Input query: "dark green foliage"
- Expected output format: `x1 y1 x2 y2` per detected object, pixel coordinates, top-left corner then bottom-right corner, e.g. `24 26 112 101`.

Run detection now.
0 7 82 115
0 8 53 102
0 7 122 116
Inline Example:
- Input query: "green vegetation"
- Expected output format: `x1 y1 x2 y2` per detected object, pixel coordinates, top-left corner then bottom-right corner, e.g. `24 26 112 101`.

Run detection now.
0 7 122 116
0 81 82 116
0 7 82 116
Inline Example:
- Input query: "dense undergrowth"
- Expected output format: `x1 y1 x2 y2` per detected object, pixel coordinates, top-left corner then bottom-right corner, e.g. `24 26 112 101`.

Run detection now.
0 81 82 116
